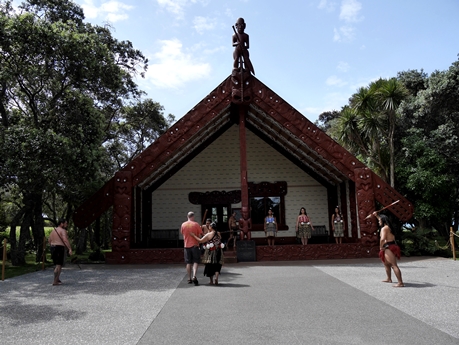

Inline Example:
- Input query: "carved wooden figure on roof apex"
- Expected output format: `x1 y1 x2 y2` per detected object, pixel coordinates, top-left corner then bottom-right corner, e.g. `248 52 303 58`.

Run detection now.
232 17 254 104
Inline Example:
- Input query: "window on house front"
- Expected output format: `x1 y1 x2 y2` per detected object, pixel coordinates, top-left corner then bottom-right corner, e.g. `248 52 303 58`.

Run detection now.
250 196 281 224
247 181 288 231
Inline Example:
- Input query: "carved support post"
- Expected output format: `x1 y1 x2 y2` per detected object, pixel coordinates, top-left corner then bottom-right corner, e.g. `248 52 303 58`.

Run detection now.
112 171 133 254
239 106 249 213
354 167 378 246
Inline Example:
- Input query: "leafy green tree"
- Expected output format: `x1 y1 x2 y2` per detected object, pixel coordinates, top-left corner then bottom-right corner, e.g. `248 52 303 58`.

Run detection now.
377 78 408 187
334 105 387 178
333 78 407 187
396 131 454 234
106 99 174 170
397 69 428 96
0 0 168 264
397 60 459 234
315 110 340 132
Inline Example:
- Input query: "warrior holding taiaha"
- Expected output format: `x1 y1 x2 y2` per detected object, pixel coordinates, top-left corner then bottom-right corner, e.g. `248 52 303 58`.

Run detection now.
232 17 254 75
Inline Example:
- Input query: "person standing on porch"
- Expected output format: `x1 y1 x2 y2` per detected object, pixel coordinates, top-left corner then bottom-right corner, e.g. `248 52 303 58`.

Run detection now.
202 218 212 235
264 208 277 247
331 206 345 244
181 211 202 286
296 207 314 245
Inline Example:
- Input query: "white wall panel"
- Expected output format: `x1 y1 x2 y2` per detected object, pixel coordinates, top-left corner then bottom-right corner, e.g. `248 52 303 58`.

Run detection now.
151 125 330 237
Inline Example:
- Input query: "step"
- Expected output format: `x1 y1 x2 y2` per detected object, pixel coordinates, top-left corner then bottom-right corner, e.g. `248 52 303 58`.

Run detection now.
224 250 238 263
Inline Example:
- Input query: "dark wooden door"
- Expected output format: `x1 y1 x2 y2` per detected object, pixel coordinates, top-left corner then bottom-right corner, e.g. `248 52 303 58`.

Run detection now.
201 204 230 240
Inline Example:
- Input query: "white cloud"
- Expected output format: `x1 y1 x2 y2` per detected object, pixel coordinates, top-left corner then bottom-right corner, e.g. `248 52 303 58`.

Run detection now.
337 61 350 72
156 0 207 19
326 75 348 87
225 8 234 18
339 0 363 23
81 0 133 22
299 93 351 118
322 92 351 110
318 0 337 12
202 45 226 55
146 39 211 88
333 25 355 42
332 0 363 42
193 16 217 34
156 0 185 17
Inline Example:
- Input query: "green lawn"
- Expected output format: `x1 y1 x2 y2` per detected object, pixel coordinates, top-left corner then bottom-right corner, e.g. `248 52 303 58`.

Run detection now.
1 252 54 280
1 226 111 280
0 250 111 280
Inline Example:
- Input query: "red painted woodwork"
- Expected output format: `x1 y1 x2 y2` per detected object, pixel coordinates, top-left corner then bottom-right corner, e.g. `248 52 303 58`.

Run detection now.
73 72 414 264
73 77 234 228
248 77 413 222
239 106 249 220
256 243 380 261
104 244 378 264
112 171 132 252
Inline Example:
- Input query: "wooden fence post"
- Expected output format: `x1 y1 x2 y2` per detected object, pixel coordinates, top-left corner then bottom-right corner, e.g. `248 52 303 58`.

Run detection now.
42 237 46 270
2 238 6 281
451 227 456 261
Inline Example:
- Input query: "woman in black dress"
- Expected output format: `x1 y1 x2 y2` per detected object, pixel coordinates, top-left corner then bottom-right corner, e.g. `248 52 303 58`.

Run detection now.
191 222 224 285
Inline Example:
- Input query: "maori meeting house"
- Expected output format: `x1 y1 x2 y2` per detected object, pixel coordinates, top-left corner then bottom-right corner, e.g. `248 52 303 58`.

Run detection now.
73 19 413 264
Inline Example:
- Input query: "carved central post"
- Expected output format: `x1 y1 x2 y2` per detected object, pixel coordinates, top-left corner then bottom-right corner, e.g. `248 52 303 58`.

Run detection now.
238 105 252 240
239 106 248 210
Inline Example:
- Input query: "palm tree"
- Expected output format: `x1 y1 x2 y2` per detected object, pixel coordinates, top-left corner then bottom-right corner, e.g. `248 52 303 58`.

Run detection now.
376 78 408 187
336 105 389 182
336 78 407 186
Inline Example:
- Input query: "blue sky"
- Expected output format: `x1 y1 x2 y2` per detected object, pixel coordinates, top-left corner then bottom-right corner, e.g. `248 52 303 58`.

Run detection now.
26 0 459 123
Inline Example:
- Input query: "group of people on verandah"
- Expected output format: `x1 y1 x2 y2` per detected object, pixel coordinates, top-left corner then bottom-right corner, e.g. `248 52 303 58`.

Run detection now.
180 205 403 288
263 205 346 246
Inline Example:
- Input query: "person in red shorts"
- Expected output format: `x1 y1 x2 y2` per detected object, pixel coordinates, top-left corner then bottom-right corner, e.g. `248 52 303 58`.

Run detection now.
181 211 202 286
373 212 404 287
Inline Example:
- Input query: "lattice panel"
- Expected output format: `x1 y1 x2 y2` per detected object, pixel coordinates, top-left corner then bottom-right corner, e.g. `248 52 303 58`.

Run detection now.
256 243 379 261
74 77 234 228
249 77 413 222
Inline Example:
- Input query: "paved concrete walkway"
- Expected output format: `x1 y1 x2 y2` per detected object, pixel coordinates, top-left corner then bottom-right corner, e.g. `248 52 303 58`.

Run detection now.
0 257 458 344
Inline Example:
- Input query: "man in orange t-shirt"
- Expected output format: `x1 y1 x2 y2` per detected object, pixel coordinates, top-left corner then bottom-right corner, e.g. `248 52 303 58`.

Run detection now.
181 211 202 285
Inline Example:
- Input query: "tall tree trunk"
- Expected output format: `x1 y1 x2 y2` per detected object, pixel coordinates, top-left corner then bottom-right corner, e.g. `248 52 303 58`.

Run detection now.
389 110 396 188
32 193 45 262
9 206 26 265
94 217 101 248
89 224 95 250
13 208 33 266
76 227 87 255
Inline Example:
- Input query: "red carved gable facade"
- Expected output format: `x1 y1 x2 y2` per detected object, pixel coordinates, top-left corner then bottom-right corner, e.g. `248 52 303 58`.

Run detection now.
73 75 413 264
